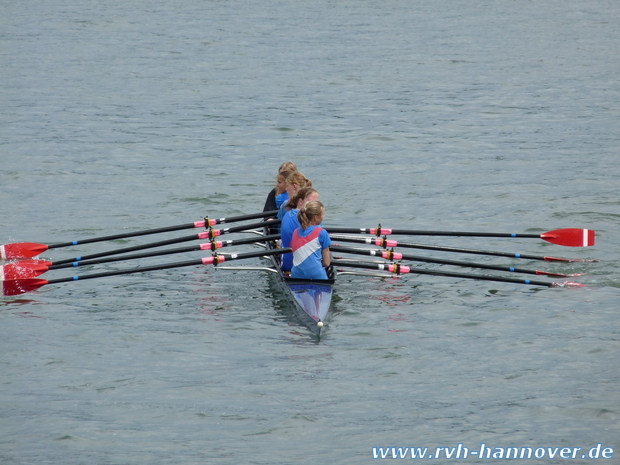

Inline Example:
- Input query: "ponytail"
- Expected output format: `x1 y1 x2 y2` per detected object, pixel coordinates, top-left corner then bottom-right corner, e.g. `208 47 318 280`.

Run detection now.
286 172 311 189
298 200 325 229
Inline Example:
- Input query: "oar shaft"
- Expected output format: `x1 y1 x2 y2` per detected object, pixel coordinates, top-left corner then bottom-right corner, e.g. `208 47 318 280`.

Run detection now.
45 210 279 249
47 223 199 249
329 235 575 262
47 258 205 283
51 219 280 266
49 234 281 270
51 234 202 265
327 227 540 238
327 227 595 247
404 267 554 287
332 259 555 287
206 210 278 225
2 248 290 295
47 248 290 285
330 246 568 276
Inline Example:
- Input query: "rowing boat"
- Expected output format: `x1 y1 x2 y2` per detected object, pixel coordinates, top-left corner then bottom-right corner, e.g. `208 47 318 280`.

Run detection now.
263 233 335 338
1 213 595 333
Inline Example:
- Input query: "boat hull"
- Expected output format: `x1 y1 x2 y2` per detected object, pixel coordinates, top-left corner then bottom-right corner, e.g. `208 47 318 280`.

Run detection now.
265 236 334 337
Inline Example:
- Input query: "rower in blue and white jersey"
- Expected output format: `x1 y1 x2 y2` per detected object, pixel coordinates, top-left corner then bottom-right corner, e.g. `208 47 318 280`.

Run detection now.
290 200 331 280
280 187 319 272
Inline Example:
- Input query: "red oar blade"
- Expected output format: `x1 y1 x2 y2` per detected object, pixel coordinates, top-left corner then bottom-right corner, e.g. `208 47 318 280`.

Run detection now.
13 259 54 267
535 270 586 278
544 256 598 263
1 262 49 280
0 242 49 259
541 229 595 247
2 278 49 296
552 281 589 289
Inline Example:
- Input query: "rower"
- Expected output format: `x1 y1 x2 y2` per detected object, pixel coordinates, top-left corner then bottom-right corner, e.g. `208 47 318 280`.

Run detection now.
277 172 312 220
263 161 297 214
290 200 331 280
280 187 320 272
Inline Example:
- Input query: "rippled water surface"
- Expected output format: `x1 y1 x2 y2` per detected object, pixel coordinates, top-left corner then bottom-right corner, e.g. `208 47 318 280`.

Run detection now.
1 1 619 464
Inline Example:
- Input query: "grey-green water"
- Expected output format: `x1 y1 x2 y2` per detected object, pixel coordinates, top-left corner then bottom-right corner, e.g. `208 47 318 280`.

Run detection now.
1 1 618 463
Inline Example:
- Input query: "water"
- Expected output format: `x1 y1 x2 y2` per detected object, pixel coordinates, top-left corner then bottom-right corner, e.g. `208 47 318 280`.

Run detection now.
1 1 619 464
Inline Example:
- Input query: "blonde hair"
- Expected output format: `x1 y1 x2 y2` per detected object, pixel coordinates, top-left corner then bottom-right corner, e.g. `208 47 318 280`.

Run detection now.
276 169 296 194
298 200 325 229
286 171 311 189
289 186 318 210
278 161 297 173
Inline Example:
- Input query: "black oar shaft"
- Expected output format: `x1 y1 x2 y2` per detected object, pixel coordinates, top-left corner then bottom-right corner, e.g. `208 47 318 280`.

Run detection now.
51 234 202 265
47 258 205 283
330 235 563 262
47 248 290 285
208 210 278 224
47 223 199 249
327 227 540 238
51 220 280 266
393 230 540 238
407 267 553 286
332 259 554 287
327 227 596 248
46 210 279 249
331 246 550 276
50 234 281 270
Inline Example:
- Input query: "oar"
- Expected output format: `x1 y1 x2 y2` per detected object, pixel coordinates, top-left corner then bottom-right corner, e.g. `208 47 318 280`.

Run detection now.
329 235 596 262
0 262 51 280
4 219 280 265
326 227 596 247
331 260 586 288
330 246 584 278
3 235 281 279
0 210 279 259
2 248 291 296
